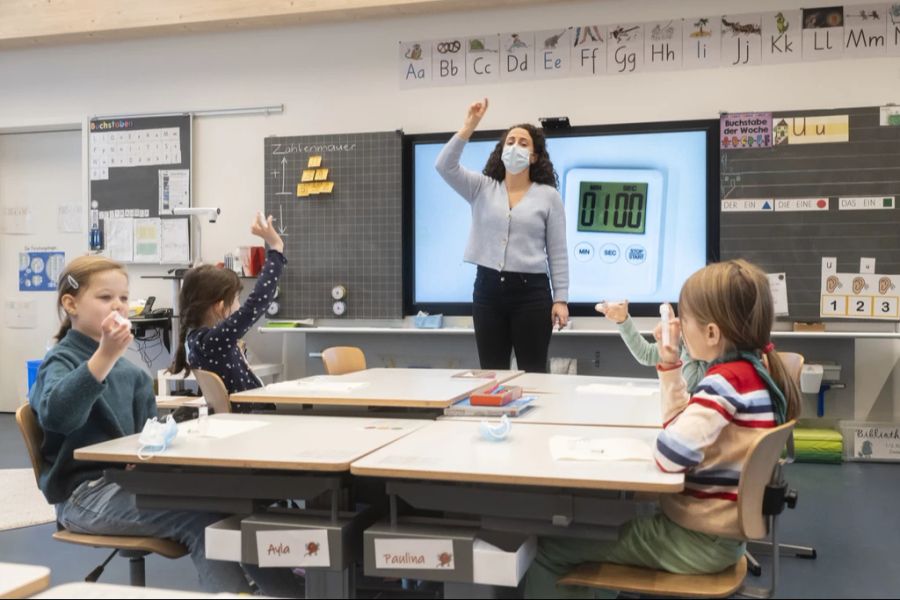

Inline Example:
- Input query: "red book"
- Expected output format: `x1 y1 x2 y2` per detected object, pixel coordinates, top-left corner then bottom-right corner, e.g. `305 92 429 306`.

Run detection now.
470 385 523 406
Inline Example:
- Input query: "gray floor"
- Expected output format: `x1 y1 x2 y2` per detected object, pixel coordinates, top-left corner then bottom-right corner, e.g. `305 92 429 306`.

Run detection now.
2 413 899 598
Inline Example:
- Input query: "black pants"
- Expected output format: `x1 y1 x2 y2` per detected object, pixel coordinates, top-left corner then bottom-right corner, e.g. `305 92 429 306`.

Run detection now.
472 266 553 373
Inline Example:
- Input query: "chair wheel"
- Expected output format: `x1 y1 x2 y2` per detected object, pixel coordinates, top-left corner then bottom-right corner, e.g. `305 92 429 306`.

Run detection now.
748 563 762 577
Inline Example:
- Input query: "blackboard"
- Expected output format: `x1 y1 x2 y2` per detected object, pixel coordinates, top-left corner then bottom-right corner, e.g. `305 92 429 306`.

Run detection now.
89 114 192 264
263 131 402 319
720 106 900 321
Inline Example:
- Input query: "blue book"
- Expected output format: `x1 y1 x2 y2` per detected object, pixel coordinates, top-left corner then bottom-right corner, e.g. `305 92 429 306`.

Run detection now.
444 396 535 417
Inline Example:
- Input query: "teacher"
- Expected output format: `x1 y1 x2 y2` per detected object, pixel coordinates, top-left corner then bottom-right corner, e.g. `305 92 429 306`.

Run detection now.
435 98 569 373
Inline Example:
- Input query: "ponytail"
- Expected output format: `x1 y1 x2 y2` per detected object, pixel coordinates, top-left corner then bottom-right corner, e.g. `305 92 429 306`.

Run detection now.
763 346 802 422
169 325 192 377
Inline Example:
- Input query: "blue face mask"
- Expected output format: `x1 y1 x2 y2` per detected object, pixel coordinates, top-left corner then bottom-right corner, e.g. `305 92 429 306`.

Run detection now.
138 415 178 460
501 144 531 175
479 414 511 441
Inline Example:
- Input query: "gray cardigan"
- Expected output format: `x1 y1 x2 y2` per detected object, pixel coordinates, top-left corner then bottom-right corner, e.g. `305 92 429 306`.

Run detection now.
435 134 569 303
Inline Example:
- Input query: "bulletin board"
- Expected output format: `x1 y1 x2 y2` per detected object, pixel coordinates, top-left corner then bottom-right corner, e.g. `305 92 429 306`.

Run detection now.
263 131 403 319
88 114 192 264
720 105 900 322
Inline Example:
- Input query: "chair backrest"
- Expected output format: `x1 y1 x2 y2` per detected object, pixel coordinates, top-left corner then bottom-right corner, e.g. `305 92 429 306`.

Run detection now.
737 420 796 540
15 404 45 487
192 369 231 414
777 352 804 386
321 346 367 375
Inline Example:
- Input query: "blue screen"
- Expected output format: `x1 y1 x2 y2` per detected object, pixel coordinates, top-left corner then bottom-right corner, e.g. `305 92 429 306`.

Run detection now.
413 130 708 304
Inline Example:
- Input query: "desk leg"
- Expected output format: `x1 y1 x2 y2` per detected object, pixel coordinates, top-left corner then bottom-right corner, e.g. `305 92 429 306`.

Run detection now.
158 373 171 398
170 278 181 358
305 567 354 599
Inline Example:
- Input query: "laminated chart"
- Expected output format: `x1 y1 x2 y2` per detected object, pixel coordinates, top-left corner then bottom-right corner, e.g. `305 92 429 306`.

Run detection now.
821 257 899 320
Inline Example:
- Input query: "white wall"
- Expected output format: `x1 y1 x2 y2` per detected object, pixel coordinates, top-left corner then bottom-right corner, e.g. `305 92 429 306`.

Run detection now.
1 0 899 416
0 131 83 411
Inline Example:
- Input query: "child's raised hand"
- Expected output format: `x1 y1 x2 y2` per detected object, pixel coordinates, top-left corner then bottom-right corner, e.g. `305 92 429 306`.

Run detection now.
98 311 133 361
251 213 284 254
654 304 681 365
595 300 629 324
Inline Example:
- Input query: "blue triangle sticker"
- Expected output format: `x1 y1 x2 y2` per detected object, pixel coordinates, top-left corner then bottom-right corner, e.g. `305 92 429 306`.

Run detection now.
762 201 772 210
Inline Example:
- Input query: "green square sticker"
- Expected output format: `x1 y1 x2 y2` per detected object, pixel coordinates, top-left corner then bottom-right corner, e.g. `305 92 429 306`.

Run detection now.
884 197 894 208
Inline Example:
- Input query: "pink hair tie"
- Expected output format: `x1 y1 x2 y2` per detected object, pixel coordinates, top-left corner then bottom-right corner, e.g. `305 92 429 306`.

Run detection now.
763 342 775 354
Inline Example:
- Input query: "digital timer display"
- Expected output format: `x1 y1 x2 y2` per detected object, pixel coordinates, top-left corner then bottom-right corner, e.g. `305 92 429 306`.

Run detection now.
577 181 648 234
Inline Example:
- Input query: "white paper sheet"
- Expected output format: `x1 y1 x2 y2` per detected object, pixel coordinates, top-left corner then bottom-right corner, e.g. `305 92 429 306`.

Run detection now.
158 169 190 213
57 205 83 233
161 217 190 263
549 436 652 461
4 298 36 328
1 206 34 234
133 218 161 263
107 218 134 262
767 272 789 316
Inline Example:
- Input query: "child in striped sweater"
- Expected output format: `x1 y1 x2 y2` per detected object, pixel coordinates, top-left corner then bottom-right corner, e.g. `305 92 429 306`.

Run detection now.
525 259 802 598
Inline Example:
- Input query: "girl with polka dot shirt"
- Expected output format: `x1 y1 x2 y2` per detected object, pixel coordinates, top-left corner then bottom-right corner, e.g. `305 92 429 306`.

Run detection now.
169 214 285 409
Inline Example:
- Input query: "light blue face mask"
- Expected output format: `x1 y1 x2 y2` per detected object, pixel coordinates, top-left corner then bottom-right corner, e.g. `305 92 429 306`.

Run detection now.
138 415 178 460
501 144 531 175
479 414 511 441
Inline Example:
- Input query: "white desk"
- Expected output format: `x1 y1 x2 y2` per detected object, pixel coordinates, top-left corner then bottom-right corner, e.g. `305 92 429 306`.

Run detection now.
351 420 682 493
157 363 283 398
73 414 432 600
230 368 521 409
32 582 255 598
444 373 663 429
75 413 430 471
0 562 50 599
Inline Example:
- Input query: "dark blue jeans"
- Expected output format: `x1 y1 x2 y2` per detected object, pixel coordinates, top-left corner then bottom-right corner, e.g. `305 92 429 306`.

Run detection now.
56 476 301 595
472 266 553 373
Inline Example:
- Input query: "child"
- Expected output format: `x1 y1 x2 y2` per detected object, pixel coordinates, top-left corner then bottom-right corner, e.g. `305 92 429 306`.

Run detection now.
596 300 707 390
169 214 285 405
525 259 802 598
29 255 298 595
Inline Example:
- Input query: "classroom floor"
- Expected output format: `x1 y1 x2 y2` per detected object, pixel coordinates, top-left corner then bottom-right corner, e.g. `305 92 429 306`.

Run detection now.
1 413 898 598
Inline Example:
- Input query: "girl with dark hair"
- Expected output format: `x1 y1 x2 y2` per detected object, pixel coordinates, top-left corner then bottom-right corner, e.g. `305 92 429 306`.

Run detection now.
435 97 569 373
169 214 285 404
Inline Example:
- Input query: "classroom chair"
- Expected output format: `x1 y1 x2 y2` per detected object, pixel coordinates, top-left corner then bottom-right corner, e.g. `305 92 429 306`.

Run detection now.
321 346 367 375
191 369 231 414
777 352 804 388
15 404 188 587
558 420 798 599
743 352 816 577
